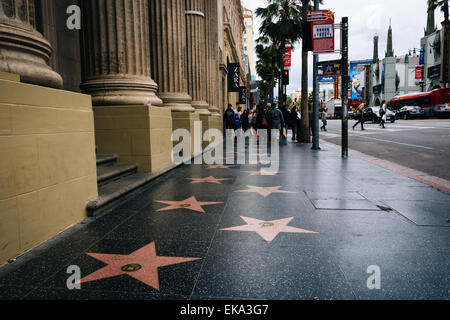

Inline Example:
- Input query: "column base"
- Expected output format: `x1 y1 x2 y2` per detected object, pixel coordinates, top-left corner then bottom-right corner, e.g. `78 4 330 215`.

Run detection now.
81 76 163 107
158 92 195 112
94 105 173 173
0 24 63 89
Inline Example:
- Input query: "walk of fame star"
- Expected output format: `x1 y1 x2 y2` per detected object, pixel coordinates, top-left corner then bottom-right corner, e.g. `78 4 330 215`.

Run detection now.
186 176 232 184
234 185 296 197
206 164 233 169
155 196 223 213
78 242 201 290
220 216 318 243
242 171 285 176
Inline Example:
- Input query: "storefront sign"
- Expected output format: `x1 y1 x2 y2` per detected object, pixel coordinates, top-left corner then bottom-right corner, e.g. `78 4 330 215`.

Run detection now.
227 63 240 92
428 64 441 79
238 87 247 104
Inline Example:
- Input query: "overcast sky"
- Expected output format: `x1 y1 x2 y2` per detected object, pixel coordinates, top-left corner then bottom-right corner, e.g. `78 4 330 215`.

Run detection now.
241 0 445 95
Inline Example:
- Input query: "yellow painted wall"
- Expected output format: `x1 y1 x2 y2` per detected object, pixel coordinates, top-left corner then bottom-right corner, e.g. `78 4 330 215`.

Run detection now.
94 105 174 173
0 73 98 266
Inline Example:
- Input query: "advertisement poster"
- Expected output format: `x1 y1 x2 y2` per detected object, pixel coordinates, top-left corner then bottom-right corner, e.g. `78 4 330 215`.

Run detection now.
350 61 372 100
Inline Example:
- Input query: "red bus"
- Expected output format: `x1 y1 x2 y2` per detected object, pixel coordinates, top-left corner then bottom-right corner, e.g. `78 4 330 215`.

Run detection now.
389 87 450 117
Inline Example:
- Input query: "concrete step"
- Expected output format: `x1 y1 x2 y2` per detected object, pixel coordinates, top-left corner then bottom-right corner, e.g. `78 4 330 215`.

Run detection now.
87 163 179 217
96 154 118 166
97 163 138 185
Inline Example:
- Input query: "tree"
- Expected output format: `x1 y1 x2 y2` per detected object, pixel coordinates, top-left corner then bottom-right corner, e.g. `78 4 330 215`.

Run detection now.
255 36 279 103
255 0 303 107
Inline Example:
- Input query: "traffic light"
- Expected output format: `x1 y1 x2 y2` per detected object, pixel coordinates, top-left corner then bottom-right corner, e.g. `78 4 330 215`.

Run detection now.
282 69 289 85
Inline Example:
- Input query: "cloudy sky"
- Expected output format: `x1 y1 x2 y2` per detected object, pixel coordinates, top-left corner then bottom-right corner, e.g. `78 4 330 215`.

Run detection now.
241 0 445 95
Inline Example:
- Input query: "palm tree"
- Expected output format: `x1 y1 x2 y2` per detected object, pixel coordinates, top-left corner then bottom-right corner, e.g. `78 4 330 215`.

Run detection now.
255 0 303 107
255 36 280 104
429 0 449 22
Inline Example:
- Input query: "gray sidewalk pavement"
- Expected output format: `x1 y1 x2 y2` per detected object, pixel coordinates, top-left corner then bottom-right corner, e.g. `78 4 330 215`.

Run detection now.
0 137 448 300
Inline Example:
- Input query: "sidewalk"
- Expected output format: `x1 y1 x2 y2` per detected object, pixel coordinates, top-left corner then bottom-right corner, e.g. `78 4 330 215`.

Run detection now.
0 137 449 300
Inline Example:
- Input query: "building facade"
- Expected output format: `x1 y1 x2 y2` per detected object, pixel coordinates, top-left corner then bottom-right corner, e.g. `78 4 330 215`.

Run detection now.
243 7 255 80
0 0 245 266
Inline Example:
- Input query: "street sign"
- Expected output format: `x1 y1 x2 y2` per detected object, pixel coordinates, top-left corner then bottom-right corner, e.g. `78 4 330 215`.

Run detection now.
318 75 335 83
309 10 335 54
284 45 292 69
227 63 240 92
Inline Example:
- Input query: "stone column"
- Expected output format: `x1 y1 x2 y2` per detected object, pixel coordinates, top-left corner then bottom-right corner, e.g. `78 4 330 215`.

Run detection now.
185 0 210 115
149 0 193 112
205 0 220 116
0 0 62 88
79 0 161 106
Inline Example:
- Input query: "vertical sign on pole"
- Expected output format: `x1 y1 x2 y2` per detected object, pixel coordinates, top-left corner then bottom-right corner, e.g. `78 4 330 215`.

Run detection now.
310 10 335 54
284 45 292 69
341 17 349 158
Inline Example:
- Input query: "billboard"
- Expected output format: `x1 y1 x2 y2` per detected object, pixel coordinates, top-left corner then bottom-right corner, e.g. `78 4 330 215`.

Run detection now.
318 60 341 76
350 61 372 100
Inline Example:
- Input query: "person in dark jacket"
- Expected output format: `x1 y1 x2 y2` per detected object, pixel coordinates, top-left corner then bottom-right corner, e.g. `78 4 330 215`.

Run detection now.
290 106 300 141
241 109 249 131
224 104 235 130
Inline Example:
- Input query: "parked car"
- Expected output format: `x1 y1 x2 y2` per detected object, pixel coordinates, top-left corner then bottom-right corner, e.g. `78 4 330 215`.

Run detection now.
395 106 425 120
363 106 396 123
433 103 450 118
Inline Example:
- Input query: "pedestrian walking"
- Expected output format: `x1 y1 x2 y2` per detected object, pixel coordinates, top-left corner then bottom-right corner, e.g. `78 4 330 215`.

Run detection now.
268 104 285 143
290 106 300 141
320 107 328 131
379 100 387 129
352 102 366 131
241 109 249 132
234 113 241 130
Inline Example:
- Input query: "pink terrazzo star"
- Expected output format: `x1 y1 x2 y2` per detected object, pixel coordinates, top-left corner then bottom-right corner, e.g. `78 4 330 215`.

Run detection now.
242 171 285 176
155 196 223 213
234 185 296 197
220 216 318 243
186 176 232 184
206 164 233 169
78 242 201 290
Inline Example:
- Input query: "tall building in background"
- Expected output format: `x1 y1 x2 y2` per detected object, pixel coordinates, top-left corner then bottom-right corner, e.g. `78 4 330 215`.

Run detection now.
243 7 256 80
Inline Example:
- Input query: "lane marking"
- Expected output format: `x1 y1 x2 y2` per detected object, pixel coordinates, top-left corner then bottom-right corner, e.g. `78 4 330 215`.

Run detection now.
355 136 433 150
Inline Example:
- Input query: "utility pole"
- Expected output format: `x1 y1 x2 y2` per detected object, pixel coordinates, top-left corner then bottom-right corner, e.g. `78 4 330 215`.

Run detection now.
311 0 320 150
341 17 349 158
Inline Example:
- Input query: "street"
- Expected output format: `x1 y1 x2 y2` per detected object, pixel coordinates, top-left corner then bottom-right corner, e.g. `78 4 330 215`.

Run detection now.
319 119 450 181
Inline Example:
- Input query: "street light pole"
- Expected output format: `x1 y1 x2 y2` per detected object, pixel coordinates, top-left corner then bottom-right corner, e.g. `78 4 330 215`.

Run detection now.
312 0 320 150
341 17 349 158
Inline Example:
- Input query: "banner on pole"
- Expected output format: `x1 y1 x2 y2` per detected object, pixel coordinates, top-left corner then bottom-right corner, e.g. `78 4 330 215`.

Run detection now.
309 10 335 54
284 45 292 69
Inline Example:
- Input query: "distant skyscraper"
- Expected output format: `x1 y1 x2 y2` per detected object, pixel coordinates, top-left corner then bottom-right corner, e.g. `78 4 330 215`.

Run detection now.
243 7 256 79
